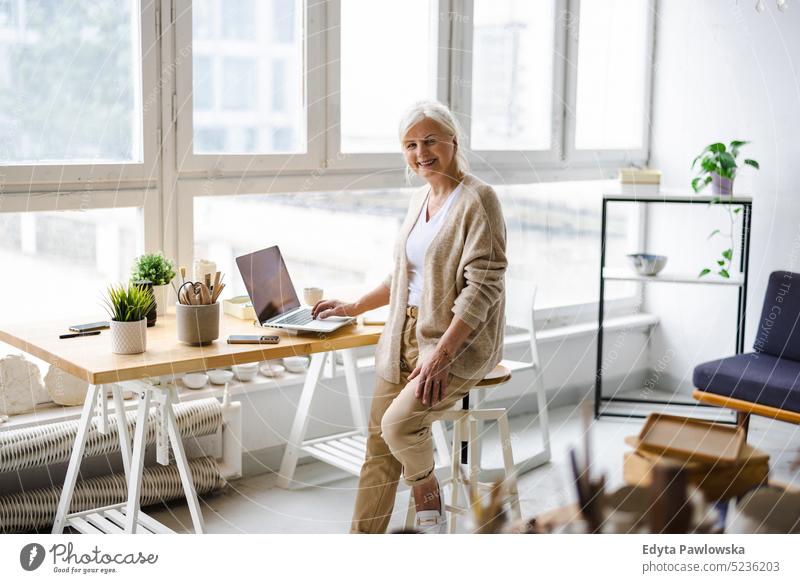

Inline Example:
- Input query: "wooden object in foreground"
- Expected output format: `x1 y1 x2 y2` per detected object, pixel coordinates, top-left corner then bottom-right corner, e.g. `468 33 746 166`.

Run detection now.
623 436 769 502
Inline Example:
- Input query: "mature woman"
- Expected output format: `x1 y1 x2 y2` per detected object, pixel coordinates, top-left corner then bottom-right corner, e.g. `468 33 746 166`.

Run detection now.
312 100 507 534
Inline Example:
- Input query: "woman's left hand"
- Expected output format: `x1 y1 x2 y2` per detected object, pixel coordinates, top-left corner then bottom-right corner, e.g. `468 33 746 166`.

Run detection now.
408 347 453 406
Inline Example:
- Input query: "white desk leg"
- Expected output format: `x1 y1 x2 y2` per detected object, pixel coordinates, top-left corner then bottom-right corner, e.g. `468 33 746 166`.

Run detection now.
52 384 101 534
276 351 327 489
125 388 152 533
164 387 206 533
111 384 132 480
97 386 109 435
340 349 366 436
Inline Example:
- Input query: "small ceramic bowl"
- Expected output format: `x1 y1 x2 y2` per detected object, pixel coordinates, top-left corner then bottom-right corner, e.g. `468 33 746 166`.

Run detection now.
182 372 208 390
260 361 286 377
207 369 234 385
283 356 309 373
232 363 259 382
627 253 668 276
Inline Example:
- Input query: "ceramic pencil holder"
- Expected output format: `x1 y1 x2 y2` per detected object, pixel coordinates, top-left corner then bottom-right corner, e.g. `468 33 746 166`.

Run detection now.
176 302 220 346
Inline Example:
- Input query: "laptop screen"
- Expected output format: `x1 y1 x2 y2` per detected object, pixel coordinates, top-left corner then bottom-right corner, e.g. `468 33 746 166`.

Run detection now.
236 246 300 323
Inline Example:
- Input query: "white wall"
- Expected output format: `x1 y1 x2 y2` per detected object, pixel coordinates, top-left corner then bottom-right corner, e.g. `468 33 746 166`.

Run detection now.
646 0 800 392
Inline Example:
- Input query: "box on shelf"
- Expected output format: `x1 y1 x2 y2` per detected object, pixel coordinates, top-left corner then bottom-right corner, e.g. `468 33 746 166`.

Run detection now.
619 167 661 195
223 296 256 321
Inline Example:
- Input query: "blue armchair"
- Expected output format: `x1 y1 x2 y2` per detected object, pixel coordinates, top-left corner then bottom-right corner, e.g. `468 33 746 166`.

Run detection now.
693 270 800 434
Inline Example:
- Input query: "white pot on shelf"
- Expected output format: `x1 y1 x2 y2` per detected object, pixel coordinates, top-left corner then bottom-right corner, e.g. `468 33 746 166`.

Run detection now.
110 319 147 355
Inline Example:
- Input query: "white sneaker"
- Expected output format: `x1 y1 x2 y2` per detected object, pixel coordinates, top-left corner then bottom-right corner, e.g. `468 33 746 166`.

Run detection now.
415 509 448 534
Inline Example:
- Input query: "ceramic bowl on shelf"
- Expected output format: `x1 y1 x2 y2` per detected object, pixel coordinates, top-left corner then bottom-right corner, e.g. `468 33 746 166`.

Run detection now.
626 253 668 276
260 361 286 377
283 356 309 373
232 362 259 382
182 372 208 390
207 369 234 385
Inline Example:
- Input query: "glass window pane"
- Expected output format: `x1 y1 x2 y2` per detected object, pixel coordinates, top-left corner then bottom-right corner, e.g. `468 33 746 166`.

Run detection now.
470 0 555 151
0 207 141 325
340 0 437 153
575 0 649 150
192 0 304 155
194 190 407 305
0 0 141 164
193 181 637 323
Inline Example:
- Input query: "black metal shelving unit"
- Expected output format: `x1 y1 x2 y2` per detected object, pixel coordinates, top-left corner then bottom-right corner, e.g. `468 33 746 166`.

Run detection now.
595 192 753 419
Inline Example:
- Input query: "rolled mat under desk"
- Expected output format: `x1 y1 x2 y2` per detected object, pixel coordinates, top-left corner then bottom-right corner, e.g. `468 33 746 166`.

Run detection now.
0 456 226 533
0 398 222 473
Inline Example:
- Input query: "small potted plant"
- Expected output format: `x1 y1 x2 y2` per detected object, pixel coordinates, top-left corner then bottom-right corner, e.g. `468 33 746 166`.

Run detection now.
131 252 176 319
102 283 155 355
691 140 759 195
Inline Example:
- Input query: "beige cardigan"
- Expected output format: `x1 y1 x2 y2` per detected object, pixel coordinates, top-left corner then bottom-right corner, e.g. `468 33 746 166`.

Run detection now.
375 173 507 384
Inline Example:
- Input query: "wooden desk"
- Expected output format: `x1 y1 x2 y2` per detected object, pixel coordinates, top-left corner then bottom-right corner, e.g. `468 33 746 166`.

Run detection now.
0 312 381 385
0 313 382 534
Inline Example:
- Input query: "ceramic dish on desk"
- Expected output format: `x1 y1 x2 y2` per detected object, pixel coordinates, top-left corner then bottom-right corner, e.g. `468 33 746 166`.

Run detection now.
283 356 309 373
207 369 234 385
232 363 259 381
260 361 286 377
182 373 208 390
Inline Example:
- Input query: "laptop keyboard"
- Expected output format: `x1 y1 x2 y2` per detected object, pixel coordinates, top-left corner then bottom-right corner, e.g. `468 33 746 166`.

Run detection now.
277 308 314 325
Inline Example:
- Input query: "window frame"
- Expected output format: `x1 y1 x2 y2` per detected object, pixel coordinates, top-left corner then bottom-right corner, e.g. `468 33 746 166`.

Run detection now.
322 0 452 171
0 0 160 188
449 0 568 171
172 0 326 174
562 0 655 166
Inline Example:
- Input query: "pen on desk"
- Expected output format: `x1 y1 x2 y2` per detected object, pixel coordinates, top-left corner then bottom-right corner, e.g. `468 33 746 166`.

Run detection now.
59 331 102 339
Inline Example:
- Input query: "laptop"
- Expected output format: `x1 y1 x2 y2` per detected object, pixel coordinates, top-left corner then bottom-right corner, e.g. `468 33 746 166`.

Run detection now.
235 245 356 333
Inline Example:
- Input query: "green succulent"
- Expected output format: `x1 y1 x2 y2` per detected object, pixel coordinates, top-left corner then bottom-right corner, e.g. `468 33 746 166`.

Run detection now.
131 252 176 286
103 283 156 322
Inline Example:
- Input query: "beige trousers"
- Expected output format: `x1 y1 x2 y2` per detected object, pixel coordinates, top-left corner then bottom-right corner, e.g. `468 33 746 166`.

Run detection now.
350 311 481 534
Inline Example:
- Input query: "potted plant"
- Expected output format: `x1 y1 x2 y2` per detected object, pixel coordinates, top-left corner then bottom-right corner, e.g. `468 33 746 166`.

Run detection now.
102 283 155 355
131 252 176 319
691 140 759 195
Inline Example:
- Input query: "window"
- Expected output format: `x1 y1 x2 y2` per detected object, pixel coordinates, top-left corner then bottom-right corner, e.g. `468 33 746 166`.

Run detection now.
470 0 555 151
574 0 651 150
0 207 142 325
0 0 142 164
191 181 638 323
191 0 304 155
499 181 637 320
193 189 406 302
340 0 438 153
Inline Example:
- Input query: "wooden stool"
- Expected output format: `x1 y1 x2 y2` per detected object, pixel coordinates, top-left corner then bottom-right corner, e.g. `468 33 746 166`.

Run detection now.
405 364 521 533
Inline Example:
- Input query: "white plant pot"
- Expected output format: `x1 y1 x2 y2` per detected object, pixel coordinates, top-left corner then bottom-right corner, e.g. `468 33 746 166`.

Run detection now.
110 319 147 355
154 285 168 316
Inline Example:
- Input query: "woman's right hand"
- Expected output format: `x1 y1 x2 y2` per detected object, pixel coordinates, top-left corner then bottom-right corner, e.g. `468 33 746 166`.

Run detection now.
312 299 357 319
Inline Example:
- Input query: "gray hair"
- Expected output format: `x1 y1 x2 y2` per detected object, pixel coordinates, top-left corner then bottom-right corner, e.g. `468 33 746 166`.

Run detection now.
398 100 469 183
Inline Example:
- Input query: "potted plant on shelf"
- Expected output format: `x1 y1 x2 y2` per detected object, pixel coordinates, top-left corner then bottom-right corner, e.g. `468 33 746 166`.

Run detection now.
103 283 155 355
131 252 176 320
691 140 759 195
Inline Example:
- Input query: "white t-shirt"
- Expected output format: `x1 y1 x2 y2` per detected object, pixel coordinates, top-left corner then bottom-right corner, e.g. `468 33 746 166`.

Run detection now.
405 182 463 306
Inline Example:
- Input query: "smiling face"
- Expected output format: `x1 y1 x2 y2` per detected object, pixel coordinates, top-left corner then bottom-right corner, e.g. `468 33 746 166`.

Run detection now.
402 117 459 181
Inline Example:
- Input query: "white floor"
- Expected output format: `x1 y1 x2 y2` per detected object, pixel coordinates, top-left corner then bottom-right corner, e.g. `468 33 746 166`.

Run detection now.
147 404 800 534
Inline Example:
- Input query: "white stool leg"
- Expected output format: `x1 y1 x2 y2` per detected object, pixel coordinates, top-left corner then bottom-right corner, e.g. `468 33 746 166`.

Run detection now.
405 490 416 530
448 415 462 534
497 412 521 520
52 384 101 533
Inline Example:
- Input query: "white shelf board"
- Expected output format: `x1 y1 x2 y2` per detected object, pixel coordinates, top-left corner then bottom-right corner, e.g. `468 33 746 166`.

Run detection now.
603 190 752 203
603 268 743 287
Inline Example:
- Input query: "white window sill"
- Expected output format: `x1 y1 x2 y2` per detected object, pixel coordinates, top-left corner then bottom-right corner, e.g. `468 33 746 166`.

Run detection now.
0 313 659 432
